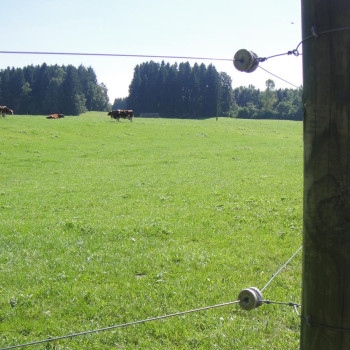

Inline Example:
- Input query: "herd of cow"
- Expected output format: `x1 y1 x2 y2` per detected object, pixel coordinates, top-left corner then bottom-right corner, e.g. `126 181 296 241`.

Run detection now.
0 106 135 122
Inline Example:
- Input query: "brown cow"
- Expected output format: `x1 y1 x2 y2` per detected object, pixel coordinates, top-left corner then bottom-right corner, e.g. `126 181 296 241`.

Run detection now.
108 109 134 122
47 113 64 119
0 106 14 118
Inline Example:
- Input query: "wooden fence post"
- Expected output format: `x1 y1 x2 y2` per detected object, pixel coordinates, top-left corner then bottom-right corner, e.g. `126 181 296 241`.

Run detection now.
301 0 350 348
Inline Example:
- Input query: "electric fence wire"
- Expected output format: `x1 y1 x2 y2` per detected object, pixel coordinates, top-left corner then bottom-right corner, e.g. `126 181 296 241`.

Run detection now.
298 25 350 49
258 24 350 62
0 50 232 62
262 300 301 308
261 245 303 292
0 301 241 350
258 66 300 89
0 246 303 350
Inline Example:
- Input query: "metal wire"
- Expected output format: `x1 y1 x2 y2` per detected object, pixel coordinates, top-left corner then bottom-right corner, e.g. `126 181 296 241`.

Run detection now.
258 49 300 62
0 50 232 62
300 315 350 333
261 246 303 292
262 300 301 308
295 25 350 52
258 66 300 89
0 300 240 350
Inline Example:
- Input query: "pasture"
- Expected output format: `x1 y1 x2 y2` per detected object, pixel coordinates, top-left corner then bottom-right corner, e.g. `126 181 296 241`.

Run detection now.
0 113 303 349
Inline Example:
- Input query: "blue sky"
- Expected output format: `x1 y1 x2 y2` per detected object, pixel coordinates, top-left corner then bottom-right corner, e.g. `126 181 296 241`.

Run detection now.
1 0 302 102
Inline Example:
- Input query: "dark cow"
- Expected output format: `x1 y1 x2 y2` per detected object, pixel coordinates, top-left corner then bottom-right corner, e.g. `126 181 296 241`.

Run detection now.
108 109 134 122
0 106 14 118
108 110 120 120
47 113 64 119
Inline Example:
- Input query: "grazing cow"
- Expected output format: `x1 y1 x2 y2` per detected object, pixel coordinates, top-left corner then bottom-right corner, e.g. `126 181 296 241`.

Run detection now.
125 110 134 121
0 106 14 118
108 109 134 122
47 113 64 119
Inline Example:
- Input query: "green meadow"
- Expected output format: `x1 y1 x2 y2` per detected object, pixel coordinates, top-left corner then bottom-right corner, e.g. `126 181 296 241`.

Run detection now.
0 113 303 349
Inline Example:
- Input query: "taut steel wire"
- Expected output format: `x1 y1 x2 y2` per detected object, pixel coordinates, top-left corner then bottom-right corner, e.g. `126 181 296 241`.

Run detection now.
0 300 241 350
261 246 303 292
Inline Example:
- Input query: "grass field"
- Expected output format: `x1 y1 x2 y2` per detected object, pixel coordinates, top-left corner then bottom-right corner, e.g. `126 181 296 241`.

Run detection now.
0 113 303 349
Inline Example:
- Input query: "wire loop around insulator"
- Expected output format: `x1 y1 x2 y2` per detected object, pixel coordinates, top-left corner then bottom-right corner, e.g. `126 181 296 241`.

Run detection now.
288 49 300 57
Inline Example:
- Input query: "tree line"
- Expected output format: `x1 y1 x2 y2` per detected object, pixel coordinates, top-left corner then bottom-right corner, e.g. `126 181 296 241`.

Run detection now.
0 64 110 115
0 62 302 119
232 80 302 120
123 61 232 118
113 61 302 120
